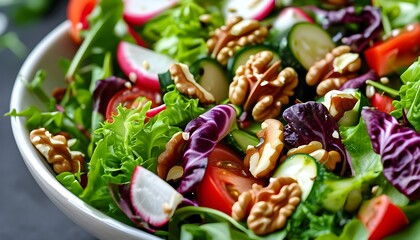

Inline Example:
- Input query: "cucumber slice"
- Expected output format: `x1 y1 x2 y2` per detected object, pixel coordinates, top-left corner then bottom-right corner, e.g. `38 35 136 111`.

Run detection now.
190 57 230 103
227 45 280 77
279 22 335 71
158 70 174 93
224 129 259 154
272 154 318 200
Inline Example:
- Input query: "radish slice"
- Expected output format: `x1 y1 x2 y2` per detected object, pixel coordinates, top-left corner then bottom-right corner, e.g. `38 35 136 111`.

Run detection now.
130 166 183 227
223 0 275 21
123 0 179 26
272 7 314 33
117 41 176 91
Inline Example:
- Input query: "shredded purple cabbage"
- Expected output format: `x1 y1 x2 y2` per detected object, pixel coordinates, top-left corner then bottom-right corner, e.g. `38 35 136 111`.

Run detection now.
362 108 420 201
315 5 382 52
177 105 237 194
339 69 377 90
92 76 128 116
283 101 350 175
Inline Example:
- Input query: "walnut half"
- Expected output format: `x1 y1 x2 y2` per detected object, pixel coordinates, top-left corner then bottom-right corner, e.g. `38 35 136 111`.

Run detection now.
169 63 215 105
229 51 298 122
29 128 84 174
306 45 361 96
231 177 302 235
244 119 284 178
207 17 268 65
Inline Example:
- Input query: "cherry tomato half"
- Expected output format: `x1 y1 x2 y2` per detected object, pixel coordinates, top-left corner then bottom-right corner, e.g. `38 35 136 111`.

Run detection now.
67 0 97 44
105 87 162 121
358 194 408 240
195 144 265 215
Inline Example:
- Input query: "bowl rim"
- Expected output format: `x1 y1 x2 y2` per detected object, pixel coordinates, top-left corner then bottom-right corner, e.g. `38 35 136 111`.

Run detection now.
9 21 160 240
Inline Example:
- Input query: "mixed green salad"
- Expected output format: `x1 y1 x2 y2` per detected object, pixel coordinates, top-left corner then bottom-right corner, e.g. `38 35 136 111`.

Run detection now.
7 0 420 239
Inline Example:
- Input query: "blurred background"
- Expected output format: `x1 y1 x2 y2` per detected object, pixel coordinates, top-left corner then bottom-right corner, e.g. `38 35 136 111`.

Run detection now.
0 0 95 239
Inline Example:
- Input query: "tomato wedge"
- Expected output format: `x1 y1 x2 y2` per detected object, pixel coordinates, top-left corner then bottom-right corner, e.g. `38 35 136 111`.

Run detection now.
105 87 162 121
67 0 97 44
370 92 395 114
364 23 420 76
358 194 408 240
195 144 265 215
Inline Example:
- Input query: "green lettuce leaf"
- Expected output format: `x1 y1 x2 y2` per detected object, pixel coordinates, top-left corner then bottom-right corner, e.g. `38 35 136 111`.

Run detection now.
315 219 368 240
340 117 382 177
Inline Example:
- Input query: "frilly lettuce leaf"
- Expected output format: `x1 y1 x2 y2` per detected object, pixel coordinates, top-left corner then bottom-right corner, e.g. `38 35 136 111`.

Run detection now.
140 0 224 64
392 57 420 131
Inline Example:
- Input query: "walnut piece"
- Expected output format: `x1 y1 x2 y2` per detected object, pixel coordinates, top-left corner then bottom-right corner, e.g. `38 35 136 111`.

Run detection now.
323 90 359 121
285 141 341 171
229 51 298 122
29 128 84 174
244 119 284 178
306 45 361 96
169 63 215 105
231 177 302 235
157 132 188 180
207 16 268 65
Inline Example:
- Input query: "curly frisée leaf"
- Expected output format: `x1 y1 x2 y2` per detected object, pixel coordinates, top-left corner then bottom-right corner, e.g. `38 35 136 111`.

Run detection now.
362 108 420 201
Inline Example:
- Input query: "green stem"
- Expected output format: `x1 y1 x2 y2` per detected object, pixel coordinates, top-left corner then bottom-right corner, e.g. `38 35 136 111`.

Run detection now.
366 80 399 97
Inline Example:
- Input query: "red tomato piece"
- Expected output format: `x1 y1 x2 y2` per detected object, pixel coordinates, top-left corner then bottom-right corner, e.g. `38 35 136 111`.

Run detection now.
67 0 97 44
105 87 162 121
358 195 408 240
364 23 420 76
370 92 395 114
195 144 265 215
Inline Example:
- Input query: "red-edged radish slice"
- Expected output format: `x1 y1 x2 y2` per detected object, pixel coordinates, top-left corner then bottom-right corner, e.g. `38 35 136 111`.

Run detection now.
130 166 183 227
272 7 314 33
117 41 176 91
123 0 179 26
223 0 275 21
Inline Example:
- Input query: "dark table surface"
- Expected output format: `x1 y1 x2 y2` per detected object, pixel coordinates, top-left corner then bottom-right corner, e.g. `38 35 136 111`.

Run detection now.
0 1 96 239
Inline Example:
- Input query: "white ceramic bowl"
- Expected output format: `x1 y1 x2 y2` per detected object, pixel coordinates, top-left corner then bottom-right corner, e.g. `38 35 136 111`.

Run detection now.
10 21 161 240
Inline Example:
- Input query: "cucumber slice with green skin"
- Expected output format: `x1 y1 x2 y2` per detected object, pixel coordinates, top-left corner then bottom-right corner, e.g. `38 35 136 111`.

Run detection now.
223 129 259 154
227 45 280 77
158 70 173 93
272 154 318 201
279 22 335 71
190 57 230 103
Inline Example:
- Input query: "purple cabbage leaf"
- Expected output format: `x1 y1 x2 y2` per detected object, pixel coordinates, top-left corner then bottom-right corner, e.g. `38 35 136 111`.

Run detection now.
314 5 382 52
362 108 420 201
177 104 237 194
282 101 351 175
339 69 377 90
